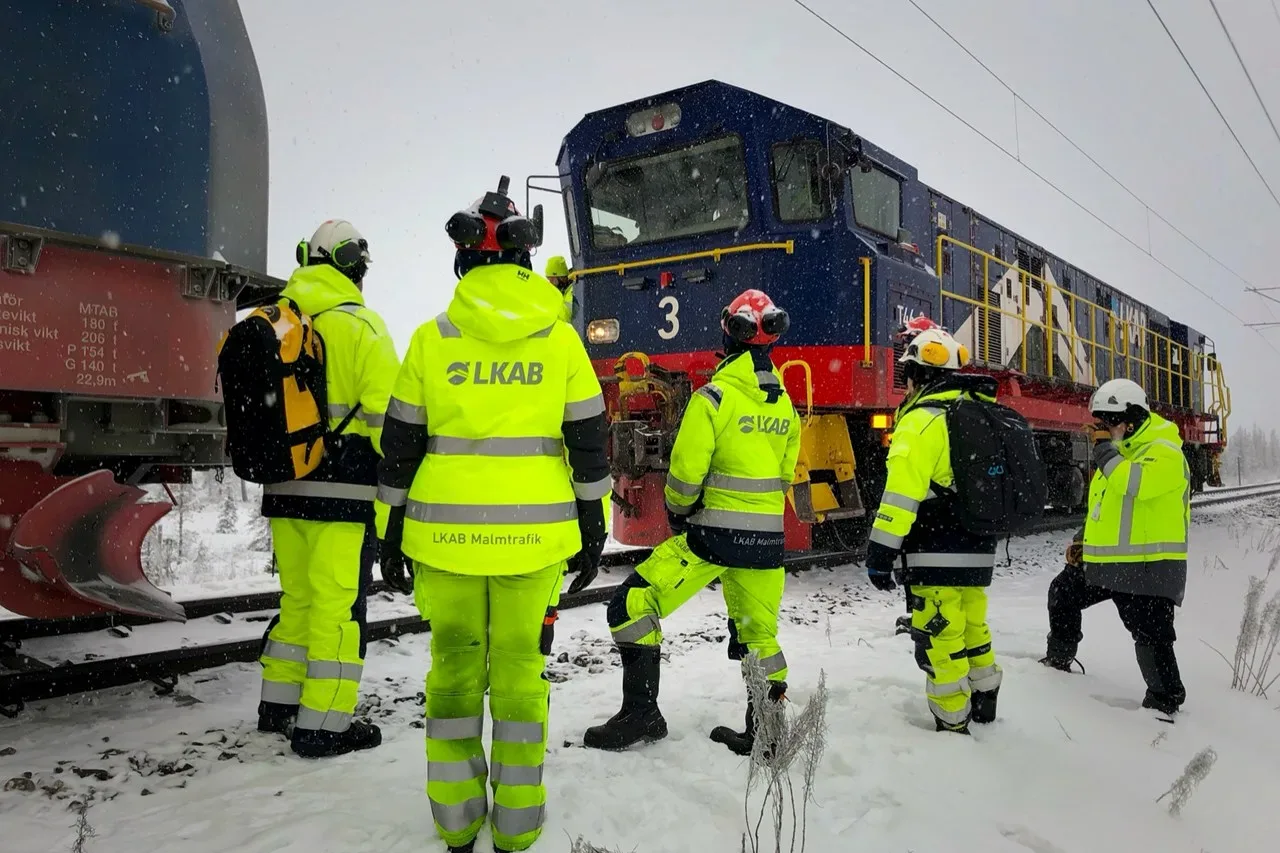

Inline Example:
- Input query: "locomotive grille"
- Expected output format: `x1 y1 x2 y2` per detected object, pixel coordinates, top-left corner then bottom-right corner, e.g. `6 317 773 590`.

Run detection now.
892 340 907 389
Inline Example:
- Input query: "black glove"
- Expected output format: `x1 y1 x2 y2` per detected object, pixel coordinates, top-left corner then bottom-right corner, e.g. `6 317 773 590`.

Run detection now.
864 539 899 591
867 565 897 592
667 508 688 535
566 534 606 595
378 539 412 595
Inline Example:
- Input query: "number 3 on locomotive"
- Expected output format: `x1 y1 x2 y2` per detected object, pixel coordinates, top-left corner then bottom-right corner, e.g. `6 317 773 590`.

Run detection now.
658 294 679 340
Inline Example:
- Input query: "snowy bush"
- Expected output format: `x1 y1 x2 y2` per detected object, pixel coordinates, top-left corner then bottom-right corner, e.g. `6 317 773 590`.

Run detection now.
740 654 828 853
70 801 95 853
1156 746 1218 816
1224 571 1280 698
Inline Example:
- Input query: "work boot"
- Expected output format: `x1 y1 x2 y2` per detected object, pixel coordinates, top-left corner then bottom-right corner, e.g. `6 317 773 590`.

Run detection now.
446 842 475 853
290 719 382 758
934 716 971 735
582 646 667 750
257 700 296 736
970 687 999 724
1135 644 1185 716
711 681 787 757
1038 655 1086 674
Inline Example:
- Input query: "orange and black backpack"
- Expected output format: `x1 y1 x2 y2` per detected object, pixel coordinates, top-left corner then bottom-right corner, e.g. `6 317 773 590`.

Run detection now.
216 298 360 485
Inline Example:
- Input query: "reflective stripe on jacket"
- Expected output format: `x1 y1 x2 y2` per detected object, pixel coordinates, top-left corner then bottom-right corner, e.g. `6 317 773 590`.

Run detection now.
663 347 801 569
866 373 1001 587
374 263 609 574
262 264 400 523
1083 412 1190 604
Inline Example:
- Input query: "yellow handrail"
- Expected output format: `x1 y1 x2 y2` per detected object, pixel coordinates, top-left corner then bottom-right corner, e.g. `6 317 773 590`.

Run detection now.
779 359 814 421
934 235 1231 439
569 241 795 281
859 256 872 366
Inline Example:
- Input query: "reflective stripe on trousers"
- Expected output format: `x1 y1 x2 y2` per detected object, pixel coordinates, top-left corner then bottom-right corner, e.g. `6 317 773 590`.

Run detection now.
260 638 307 705
926 677 972 725
294 658 364 732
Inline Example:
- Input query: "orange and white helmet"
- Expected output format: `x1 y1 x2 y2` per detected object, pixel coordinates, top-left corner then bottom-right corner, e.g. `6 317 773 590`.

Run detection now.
898 327 969 370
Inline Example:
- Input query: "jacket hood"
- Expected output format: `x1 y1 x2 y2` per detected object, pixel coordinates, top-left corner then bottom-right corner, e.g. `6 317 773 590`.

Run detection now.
713 348 781 403
279 264 366 315
901 371 999 412
1123 411 1181 453
447 264 563 343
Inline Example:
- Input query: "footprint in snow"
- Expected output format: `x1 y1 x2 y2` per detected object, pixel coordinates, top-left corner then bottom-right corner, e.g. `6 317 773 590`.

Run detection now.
997 823 1068 853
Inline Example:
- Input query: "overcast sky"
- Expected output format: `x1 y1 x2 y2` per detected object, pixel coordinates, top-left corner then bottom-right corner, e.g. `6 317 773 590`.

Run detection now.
239 0 1280 430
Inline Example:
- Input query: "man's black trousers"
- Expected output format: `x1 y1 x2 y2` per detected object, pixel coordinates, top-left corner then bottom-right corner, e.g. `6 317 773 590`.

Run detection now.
1046 564 1186 709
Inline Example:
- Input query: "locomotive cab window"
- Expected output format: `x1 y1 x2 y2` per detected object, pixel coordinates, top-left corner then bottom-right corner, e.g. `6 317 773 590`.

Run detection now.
850 164 901 237
771 139 830 222
584 134 750 249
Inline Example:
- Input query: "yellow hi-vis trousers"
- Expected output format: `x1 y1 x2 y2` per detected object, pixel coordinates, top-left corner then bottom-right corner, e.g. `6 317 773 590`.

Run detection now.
259 519 373 733
908 585 1002 728
419 561 565 852
607 534 788 682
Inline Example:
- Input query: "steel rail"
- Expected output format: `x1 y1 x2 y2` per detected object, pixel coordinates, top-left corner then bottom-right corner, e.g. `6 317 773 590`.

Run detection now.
7 488 1280 715
0 549 860 714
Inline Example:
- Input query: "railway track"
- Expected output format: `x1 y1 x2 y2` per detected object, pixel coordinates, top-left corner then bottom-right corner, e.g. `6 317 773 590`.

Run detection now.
4 481 1279 716
1 547 860 716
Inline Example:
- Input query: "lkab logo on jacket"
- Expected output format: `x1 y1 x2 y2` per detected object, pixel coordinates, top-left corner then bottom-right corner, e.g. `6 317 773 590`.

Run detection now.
738 414 791 435
446 361 545 386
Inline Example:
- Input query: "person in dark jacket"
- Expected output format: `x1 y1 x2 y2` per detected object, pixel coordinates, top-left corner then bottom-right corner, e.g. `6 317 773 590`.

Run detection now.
1040 378 1189 717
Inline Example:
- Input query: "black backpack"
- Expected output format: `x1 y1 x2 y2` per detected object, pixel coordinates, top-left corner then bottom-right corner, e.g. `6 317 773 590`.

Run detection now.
939 396 1048 536
216 298 360 485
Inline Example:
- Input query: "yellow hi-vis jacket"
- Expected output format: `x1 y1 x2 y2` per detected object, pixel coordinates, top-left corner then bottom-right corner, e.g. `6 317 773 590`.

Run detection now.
664 348 801 569
373 263 611 574
559 282 575 324
262 264 400 523
1083 412 1190 605
865 373 1001 587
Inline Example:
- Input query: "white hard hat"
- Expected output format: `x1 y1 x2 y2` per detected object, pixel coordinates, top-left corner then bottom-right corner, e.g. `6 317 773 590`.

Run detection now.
1089 378 1148 414
898 327 969 370
297 219 371 269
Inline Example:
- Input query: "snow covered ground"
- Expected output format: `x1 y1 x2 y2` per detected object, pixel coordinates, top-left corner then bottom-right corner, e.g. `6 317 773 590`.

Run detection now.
3 499 1280 852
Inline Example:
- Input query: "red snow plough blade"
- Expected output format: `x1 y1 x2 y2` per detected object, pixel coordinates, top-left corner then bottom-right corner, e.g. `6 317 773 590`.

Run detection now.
0 464 185 622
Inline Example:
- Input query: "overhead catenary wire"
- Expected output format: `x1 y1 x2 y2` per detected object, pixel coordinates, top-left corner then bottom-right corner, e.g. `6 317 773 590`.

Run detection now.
904 0 1268 303
1207 0 1280 165
1204 0 1280 323
1147 0 1280 211
785 0 1278 352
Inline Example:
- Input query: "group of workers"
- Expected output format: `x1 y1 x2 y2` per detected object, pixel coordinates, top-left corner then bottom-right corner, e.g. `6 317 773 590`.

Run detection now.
245 185 1190 853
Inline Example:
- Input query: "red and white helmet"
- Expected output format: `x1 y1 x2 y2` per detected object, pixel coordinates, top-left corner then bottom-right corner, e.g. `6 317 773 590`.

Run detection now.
893 314 942 342
721 289 790 345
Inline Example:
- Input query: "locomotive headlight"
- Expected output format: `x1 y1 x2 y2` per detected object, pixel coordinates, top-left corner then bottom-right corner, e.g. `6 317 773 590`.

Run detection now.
587 319 620 344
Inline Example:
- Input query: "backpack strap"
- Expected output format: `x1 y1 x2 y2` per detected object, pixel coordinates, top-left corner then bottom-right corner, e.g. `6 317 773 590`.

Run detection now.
311 302 365 436
331 402 362 436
